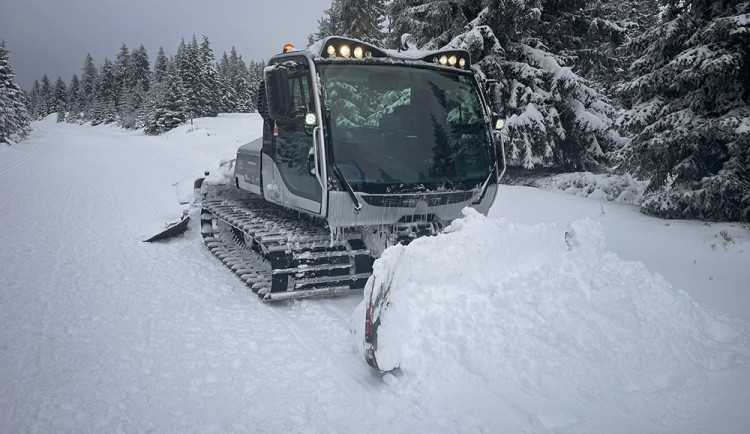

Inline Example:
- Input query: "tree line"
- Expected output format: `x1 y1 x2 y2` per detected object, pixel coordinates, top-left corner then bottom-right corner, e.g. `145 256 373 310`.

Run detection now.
310 0 750 222
25 36 265 135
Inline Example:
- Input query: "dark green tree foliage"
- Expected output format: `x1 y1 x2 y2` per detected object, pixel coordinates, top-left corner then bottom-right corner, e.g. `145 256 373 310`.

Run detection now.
449 2 620 170
0 40 31 144
176 37 201 119
67 74 83 123
247 60 266 113
618 0 750 221
309 0 344 44
153 47 169 84
27 80 41 119
39 75 52 118
388 0 481 49
81 54 98 118
309 0 385 45
529 0 660 90
198 36 221 117
143 73 185 135
54 76 67 122
217 47 256 112
131 44 151 93
92 58 117 125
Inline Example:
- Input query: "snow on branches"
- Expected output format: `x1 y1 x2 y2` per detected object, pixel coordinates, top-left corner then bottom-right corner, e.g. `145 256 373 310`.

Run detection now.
0 40 31 144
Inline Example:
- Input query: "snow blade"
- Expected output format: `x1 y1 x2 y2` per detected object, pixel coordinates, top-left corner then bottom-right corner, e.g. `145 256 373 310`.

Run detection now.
143 213 189 242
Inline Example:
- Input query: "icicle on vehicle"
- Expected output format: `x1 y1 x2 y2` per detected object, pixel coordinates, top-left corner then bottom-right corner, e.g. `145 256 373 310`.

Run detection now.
195 36 506 362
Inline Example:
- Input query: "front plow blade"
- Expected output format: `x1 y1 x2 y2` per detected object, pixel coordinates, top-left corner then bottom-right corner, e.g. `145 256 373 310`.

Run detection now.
143 213 190 242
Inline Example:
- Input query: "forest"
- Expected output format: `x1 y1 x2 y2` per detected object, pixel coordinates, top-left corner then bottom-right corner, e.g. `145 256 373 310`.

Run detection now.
1 0 748 221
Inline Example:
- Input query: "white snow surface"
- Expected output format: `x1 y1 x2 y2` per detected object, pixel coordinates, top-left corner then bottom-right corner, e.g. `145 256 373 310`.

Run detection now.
2 114 750 433
356 210 750 432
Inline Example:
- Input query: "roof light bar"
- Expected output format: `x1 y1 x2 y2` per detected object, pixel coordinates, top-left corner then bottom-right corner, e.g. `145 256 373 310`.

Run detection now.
424 50 472 70
319 37 387 59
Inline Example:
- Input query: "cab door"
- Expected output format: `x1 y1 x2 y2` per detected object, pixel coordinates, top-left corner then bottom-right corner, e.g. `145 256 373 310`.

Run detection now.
264 57 323 215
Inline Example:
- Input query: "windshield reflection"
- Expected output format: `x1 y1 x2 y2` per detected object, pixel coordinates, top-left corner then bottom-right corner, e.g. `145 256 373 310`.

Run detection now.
320 64 491 194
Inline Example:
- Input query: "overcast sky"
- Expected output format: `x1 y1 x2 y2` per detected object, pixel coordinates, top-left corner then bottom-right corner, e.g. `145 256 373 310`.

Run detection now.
1 0 332 90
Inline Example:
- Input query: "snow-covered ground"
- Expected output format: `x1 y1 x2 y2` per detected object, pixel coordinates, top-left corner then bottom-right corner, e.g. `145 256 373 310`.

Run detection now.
1 114 748 432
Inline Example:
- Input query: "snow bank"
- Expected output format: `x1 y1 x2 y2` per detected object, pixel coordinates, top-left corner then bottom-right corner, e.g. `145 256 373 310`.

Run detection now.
533 171 648 204
353 209 750 429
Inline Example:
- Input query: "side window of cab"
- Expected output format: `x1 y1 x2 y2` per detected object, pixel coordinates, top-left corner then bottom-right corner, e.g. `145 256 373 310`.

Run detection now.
273 59 320 201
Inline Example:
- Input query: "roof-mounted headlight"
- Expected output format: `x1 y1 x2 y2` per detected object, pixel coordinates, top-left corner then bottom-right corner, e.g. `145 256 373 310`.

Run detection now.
423 50 471 69
318 37 388 59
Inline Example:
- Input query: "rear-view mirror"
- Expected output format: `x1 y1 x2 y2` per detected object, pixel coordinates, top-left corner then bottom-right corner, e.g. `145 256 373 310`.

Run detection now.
265 66 293 121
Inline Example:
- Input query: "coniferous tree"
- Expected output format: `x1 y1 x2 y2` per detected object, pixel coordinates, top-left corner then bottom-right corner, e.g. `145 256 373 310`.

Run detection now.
217 51 237 112
114 43 131 108
144 71 185 134
130 44 151 93
28 80 41 120
0 40 31 144
92 58 117 125
309 0 385 45
451 1 621 170
53 76 67 122
198 36 221 117
247 59 265 112
154 47 169 83
81 54 98 118
39 75 53 118
388 0 480 49
153 47 169 84
177 36 202 120
617 0 750 221
309 0 343 45
67 74 83 123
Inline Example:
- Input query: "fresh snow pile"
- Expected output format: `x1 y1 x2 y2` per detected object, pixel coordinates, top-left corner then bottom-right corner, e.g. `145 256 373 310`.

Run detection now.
354 208 750 431
533 171 647 204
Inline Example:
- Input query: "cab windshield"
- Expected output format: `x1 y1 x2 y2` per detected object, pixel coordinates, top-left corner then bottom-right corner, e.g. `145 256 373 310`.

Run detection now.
319 64 491 194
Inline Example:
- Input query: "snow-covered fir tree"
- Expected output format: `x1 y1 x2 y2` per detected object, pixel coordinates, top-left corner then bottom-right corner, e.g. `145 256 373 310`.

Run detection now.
81 54 98 118
53 76 67 122
451 2 621 170
67 74 83 124
153 47 169 84
309 0 386 45
0 40 31 144
198 36 221 118
39 75 53 118
92 58 117 125
27 80 41 120
617 0 750 221
143 71 185 135
387 0 481 49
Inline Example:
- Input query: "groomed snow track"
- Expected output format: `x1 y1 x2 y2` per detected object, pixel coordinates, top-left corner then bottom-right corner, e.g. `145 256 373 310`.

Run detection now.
200 186 374 302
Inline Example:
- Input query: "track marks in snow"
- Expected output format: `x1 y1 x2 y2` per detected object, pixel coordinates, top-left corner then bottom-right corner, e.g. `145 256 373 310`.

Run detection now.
0 140 50 177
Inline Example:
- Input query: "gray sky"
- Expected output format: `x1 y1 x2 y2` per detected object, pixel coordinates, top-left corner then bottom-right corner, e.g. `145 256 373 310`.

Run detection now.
1 0 332 90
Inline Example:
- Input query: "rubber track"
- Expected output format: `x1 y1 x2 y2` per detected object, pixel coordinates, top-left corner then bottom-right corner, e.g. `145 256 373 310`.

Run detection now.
201 187 373 302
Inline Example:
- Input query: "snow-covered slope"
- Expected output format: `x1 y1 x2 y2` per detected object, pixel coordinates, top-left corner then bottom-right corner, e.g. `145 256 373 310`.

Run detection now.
1 115 748 433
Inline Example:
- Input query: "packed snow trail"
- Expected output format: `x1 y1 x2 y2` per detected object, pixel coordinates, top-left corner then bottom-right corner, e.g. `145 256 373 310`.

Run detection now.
1 115 749 432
